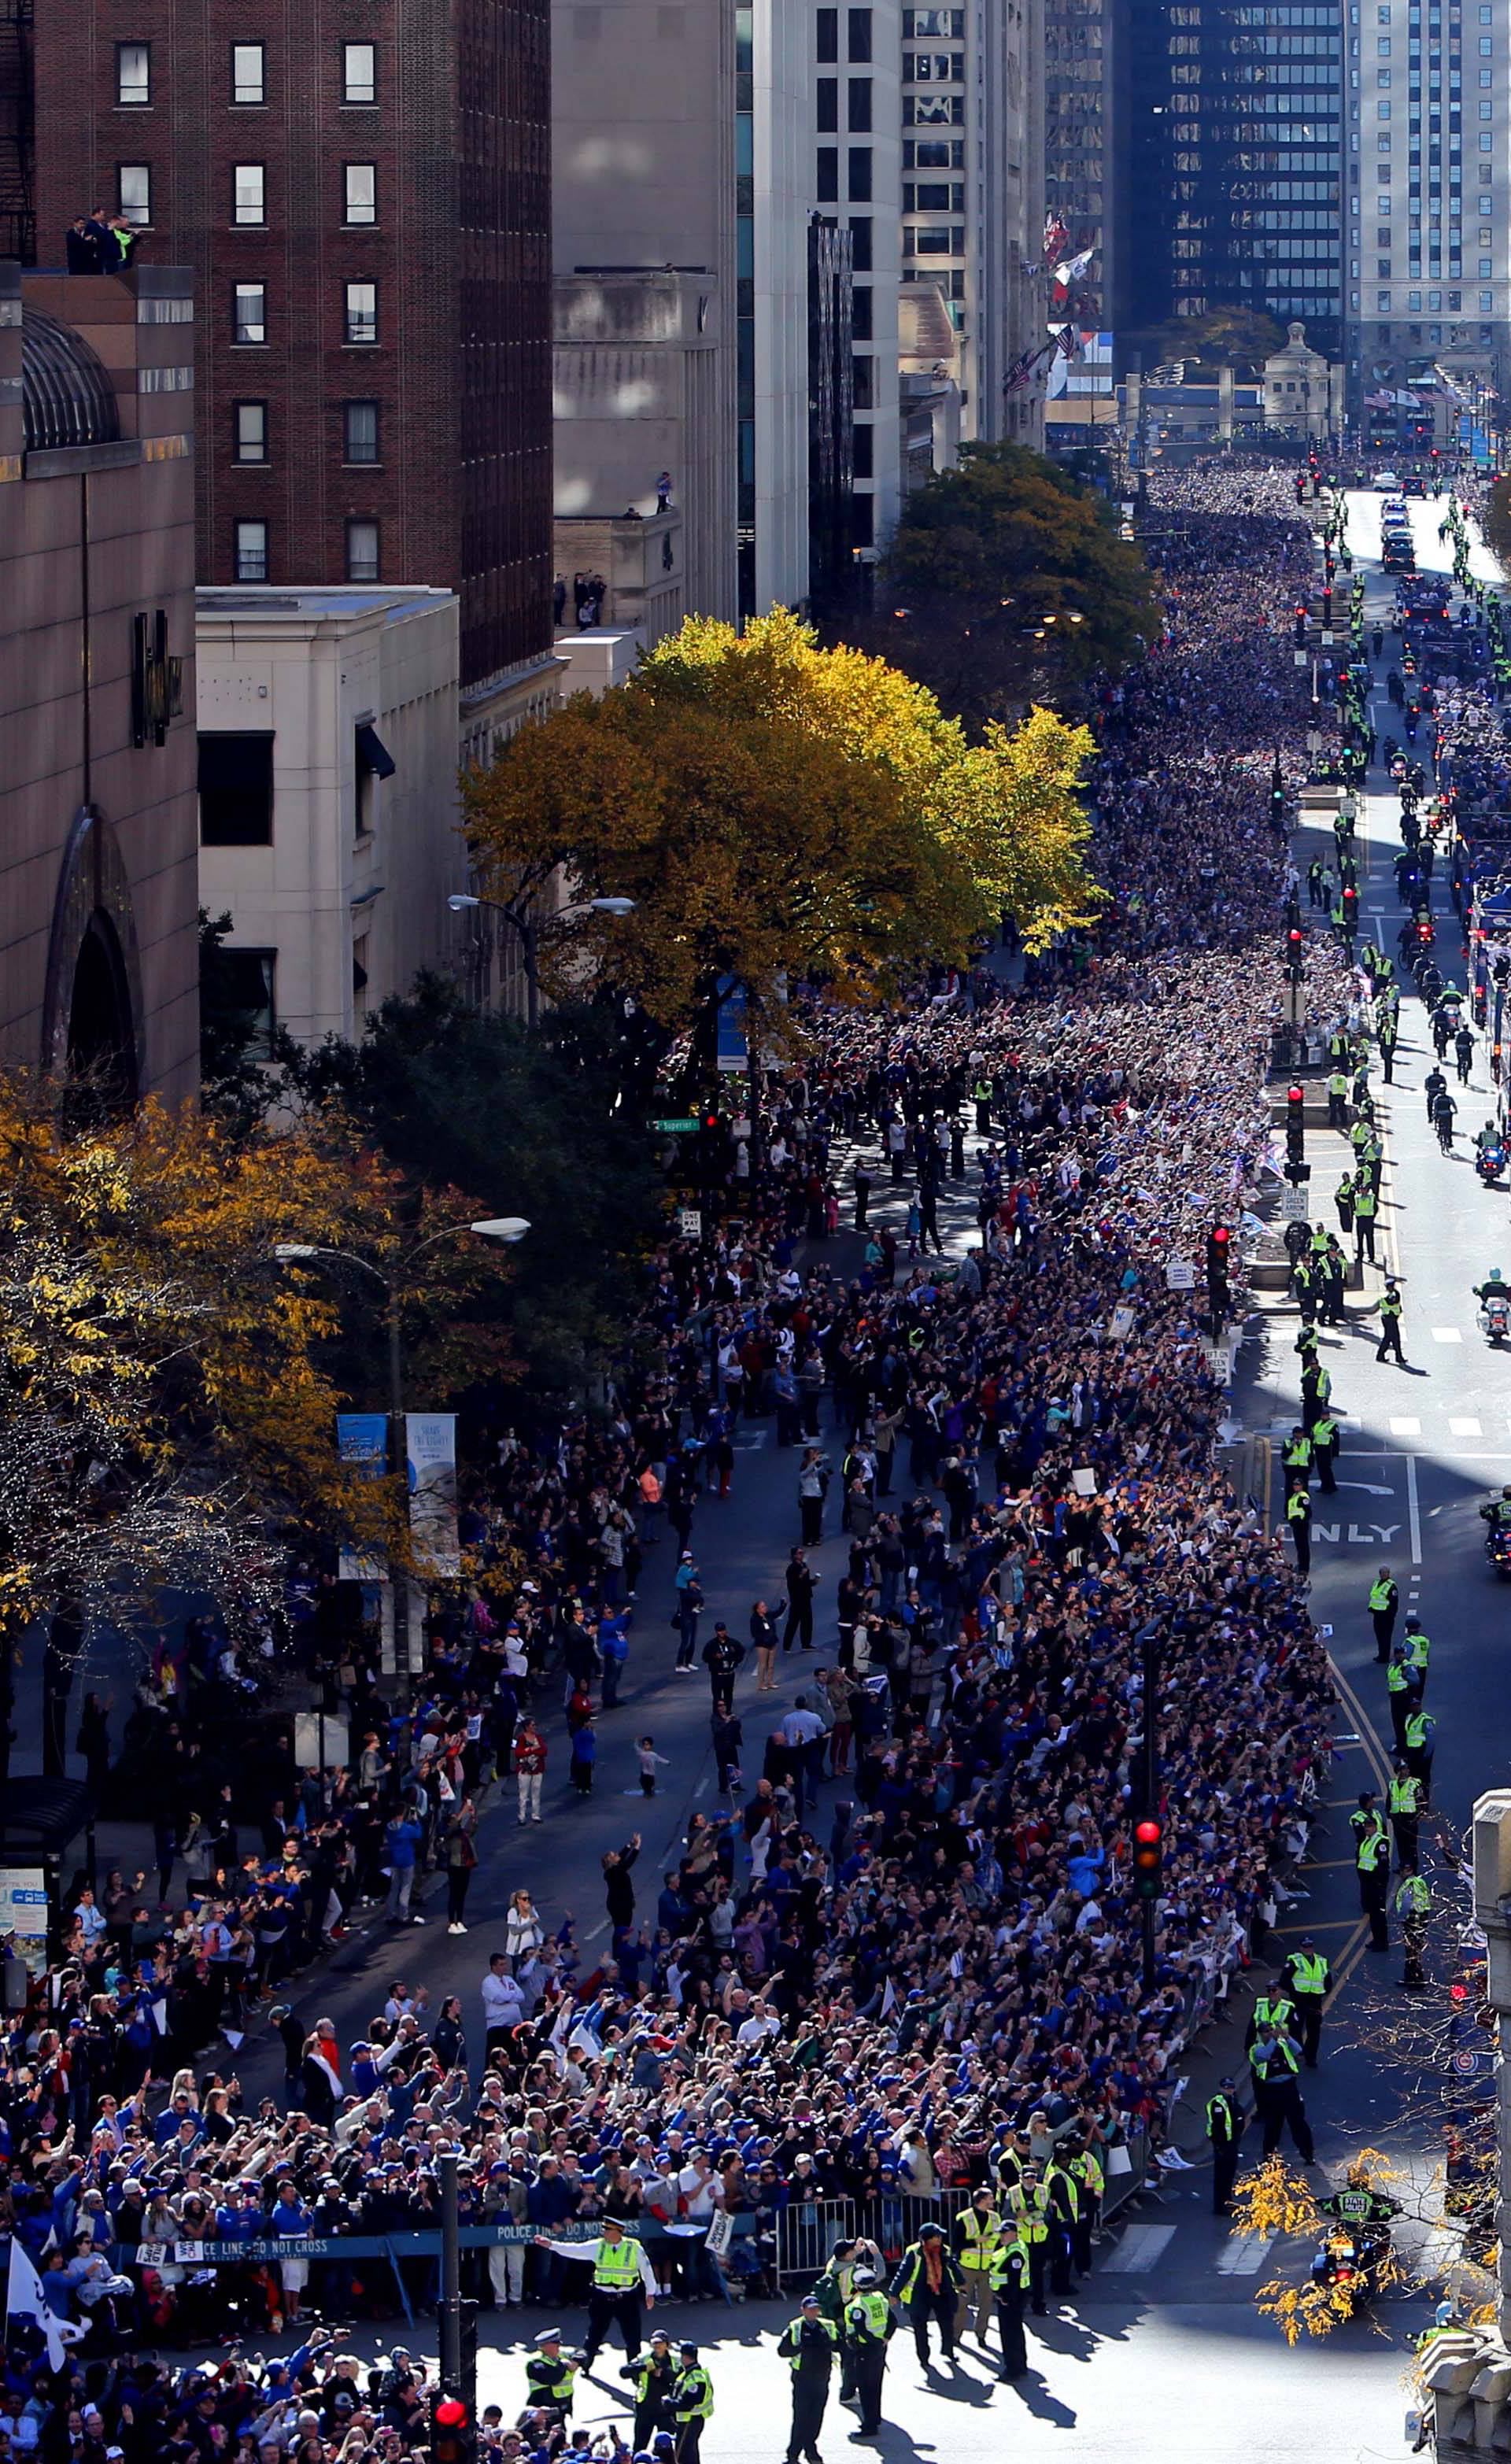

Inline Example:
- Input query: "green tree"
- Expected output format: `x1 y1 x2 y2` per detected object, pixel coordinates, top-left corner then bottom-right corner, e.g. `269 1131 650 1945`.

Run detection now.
1132 308 1287 374
1484 476 1511 572
870 441 1160 729
285 977 663 1400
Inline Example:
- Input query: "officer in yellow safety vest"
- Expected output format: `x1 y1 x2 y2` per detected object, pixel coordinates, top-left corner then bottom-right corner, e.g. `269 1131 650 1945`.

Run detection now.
1002 2174 1054 2317
671 2342 714 2464
1248 2023 1315 2161
1396 1866 1432 1989
525 2331 580 2422
777 2293 839 2464
1386 1646 1417 1752
988 2233 1032 2381
1286 1483 1312 1576
1284 1425 1313 1491
1389 1760 1424 1871
950 2186 1003 2340
1402 1614 1431 1692
1354 1795 1391 1950
1279 1936 1332 2067
1206 2077 1244 2215
1247 1986 1299 2049
1368 1566 1399 1662
843 2270 894 2436
532 2216 657 2368
1067 2141 1105 2275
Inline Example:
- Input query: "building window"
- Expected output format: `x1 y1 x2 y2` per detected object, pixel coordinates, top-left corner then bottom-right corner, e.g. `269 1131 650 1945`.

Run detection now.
343 40 376 101
234 399 267 461
234 282 266 344
234 519 268 581
817 146 839 201
198 732 274 844
345 518 380 581
118 164 151 225
344 163 376 224
852 423 874 478
852 284 873 338
233 164 265 225
850 216 872 271
343 399 379 463
848 146 872 200
817 78 838 129
1377 286 1392 304
345 281 377 344
852 496 874 547
231 42 264 103
848 77 871 129
1480 286 1494 305
116 42 150 105
205 944 278 1051
848 6 871 57
816 7 837 59
852 354 874 408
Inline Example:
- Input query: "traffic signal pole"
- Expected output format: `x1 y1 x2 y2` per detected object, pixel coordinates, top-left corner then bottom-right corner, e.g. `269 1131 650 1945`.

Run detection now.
1139 1623 1160 1993
440 2147 464 2399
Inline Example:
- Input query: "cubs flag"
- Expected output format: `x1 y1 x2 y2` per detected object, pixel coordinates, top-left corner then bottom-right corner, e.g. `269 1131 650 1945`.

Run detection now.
7 2240 83 2368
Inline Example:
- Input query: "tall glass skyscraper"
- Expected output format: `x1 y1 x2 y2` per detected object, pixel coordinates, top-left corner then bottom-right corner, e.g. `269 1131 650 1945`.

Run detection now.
1125 0 1345 357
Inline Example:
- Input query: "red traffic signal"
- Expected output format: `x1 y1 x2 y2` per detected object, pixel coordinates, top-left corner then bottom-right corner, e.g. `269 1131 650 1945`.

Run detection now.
1132 1816 1163 1902
703 1110 720 1131
1287 1085 1305 1111
432 2398 474 2464
435 2405 468 2429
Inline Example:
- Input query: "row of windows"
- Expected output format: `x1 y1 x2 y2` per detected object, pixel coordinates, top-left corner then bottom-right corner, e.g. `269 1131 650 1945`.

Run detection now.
232 279 376 344
815 8 872 62
231 398 379 463
903 179 966 209
115 39 377 108
232 518 378 583
904 52 965 79
903 137 965 164
816 77 871 131
815 146 873 201
116 161 377 227
1376 284 1495 302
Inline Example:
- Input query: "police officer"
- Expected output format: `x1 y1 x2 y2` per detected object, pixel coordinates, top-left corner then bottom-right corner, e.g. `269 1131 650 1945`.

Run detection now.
1368 1565 1399 1663
1280 1936 1332 2067
1248 2023 1316 2162
1066 2138 1104 2276
1041 2152 1080 2300
526 2332 579 2423
889 2226 960 2366
811 2239 867 2403
1206 2076 1244 2215
778 2292 838 2464
1354 1175 1379 1262
950 2185 1003 2341
533 2218 657 2368
1245 1983 1299 2048
1003 2170 1052 2315
1396 1865 1432 1989
988 2232 1031 2381
843 2267 894 2438
1402 1613 1431 1695
1312 1406 1339 1494
1286 1482 1312 1576
1284 1424 1313 1494
1376 1276 1406 1362
621 2332 678 2450
1404 1701 1437 1797
671 2344 713 2464
1389 1760 1424 1869
1386 1646 1417 1753
1355 1794 1391 1949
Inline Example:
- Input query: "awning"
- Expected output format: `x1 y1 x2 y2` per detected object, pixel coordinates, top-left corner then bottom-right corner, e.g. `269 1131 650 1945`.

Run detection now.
356 722 396 781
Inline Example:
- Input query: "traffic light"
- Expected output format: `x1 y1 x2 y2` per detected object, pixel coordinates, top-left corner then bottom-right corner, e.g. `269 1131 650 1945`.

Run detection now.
432 2398 474 2464
1342 884 1358 931
1293 604 1308 645
1286 1084 1306 1164
1285 925 1305 983
1132 1817 1163 1904
1206 1224 1232 1293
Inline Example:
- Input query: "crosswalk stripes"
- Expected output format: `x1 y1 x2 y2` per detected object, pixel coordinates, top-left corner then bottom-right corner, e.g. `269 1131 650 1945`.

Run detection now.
1215 2235 1275 2277
1101 2224 1176 2274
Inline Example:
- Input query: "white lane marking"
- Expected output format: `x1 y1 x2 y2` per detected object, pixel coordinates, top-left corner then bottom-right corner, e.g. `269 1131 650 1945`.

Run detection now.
1390 1417 1422 1435
1432 1328 1464 1343
1450 1417 1484 1436
1406 1450 1422 1566
1216 2236 1275 2277
1102 2225 1176 2274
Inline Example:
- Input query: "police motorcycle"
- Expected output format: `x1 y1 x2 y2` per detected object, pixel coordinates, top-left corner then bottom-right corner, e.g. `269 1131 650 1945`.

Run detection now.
1481 1485 1511 1579
1476 1272 1511 1343
1475 1132 1508 1191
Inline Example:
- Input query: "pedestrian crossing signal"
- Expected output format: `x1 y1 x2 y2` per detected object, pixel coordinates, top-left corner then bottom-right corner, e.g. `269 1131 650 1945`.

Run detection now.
1132 1817 1163 1902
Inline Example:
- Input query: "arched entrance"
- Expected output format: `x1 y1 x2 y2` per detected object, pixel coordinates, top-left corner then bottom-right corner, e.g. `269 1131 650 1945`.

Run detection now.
66 912 139 1109
41 806 146 1113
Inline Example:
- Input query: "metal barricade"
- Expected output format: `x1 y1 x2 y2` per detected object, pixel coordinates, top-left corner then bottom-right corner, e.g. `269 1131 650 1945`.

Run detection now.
774 2186 977 2287
774 2199 855 2285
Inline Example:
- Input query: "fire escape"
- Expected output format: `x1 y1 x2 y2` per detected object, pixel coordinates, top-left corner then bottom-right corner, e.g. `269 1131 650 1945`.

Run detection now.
0 0 35 265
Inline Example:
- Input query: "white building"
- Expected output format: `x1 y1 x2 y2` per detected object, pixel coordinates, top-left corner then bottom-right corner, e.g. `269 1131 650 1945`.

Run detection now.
1347 0 1509 426
901 0 1045 448
196 586 466 1051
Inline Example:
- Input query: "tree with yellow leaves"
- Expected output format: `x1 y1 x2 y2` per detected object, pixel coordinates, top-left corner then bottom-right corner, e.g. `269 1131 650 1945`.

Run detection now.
460 611 1097 1048
0 1080 515 1777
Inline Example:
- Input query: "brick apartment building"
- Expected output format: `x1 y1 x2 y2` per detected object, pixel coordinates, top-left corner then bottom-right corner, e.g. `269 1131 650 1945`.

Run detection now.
25 0 556 722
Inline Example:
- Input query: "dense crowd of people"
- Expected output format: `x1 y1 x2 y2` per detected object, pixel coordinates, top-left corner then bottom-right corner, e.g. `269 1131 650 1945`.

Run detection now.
1 461 1355 2461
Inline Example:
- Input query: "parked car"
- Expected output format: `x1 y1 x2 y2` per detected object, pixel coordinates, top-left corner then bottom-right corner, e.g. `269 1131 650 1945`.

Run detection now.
1373 469 1402 491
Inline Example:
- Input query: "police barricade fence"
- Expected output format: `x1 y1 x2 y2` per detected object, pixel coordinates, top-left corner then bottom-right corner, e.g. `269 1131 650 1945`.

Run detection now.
111 2217 756 2329
774 2189 978 2289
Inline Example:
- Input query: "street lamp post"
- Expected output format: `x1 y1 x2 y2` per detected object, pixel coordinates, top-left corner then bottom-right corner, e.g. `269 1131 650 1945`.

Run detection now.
448 892 636 1026
274 1217 528 1695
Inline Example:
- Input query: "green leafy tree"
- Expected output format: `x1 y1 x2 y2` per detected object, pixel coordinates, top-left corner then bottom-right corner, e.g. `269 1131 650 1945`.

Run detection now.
1132 308 1287 374
285 977 663 1400
870 440 1160 729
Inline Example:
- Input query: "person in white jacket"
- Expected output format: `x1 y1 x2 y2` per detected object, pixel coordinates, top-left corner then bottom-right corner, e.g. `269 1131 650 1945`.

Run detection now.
532 2217 658 2370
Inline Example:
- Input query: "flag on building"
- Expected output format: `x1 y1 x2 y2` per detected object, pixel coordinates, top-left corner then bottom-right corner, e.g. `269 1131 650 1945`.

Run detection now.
1051 246 1095 290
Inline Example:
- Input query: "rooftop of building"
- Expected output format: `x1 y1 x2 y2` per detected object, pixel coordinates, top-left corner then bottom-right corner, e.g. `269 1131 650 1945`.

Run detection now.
197 585 456 630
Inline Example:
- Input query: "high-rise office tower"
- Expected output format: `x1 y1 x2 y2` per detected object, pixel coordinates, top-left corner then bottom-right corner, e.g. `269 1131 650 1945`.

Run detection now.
811 0 903 583
901 0 1045 443
30 0 555 725
1125 0 1345 360
1348 0 1508 426
1044 0 1123 329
